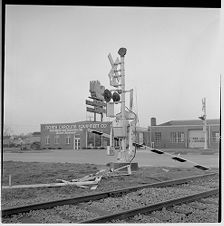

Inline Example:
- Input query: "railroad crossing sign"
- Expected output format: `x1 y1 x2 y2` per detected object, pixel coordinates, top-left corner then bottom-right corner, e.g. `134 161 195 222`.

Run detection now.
108 54 121 87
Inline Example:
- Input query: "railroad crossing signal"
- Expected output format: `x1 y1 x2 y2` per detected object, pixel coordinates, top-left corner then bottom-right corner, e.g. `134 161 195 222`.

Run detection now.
103 89 112 102
86 48 210 171
118 47 127 57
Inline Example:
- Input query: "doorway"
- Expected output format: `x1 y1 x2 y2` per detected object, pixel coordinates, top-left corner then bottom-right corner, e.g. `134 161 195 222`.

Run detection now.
74 138 80 150
188 130 204 148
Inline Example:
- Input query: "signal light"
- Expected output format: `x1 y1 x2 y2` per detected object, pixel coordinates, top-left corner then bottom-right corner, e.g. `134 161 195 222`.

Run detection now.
112 92 120 102
104 89 112 102
118 47 127 57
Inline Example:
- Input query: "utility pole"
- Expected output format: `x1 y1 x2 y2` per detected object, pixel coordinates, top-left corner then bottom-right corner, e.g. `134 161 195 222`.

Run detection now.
202 98 208 149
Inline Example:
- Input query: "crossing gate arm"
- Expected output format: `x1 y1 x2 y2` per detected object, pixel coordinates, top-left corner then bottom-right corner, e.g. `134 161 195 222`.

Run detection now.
132 142 210 171
88 129 110 139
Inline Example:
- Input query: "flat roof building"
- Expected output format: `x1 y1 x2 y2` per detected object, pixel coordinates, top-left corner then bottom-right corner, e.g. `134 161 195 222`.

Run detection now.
149 118 220 149
40 118 220 150
40 121 150 150
41 121 111 150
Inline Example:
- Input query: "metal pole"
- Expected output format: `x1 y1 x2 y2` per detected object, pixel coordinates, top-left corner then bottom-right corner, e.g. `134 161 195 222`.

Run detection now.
94 134 96 148
208 125 211 147
118 48 127 162
203 98 208 149
100 113 103 147
86 129 88 149
93 112 96 147
9 175 12 187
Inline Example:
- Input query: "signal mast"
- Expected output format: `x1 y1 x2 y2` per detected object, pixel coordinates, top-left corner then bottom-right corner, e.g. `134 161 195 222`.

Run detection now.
199 97 208 150
87 49 210 172
104 48 137 165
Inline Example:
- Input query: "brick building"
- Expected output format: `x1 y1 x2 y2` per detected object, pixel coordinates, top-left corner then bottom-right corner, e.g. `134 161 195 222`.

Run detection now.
40 118 220 150
40 121 111 150
149 118 220 149
40 121 150 150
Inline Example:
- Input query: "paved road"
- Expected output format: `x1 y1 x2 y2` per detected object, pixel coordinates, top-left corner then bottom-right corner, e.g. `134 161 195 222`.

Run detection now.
3 149 219 168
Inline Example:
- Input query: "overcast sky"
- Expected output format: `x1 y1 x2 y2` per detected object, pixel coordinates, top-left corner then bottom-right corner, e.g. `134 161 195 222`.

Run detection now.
4 5 223 135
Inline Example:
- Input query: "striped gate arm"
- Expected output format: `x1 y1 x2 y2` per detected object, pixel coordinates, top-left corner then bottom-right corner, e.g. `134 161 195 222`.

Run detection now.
87 129 110 139
133 142 210 170
86 132 210 171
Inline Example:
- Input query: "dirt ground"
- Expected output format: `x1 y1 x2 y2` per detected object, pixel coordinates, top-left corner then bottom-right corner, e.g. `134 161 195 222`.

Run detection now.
1 161 219 209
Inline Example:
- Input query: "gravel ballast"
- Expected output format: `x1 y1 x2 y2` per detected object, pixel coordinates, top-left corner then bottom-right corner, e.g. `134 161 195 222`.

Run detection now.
2 174 219 223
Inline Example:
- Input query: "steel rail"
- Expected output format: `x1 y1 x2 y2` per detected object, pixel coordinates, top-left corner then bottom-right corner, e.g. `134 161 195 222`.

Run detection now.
1 172 217 218
80 188 219 223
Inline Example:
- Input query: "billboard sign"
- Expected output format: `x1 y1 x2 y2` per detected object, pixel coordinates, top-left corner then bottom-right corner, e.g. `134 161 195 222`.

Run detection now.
89 80 105 101
86 100 106 107
86 107 106 114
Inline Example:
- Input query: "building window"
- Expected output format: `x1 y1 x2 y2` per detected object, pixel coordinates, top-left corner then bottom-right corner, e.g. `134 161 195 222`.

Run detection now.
170 132 177 143
178 132 185 143
45 136 50 145
170 132 184 143
54 135 59 144
75 133 80 138
155 132 161 144
66 136 71 144
212 132 219 142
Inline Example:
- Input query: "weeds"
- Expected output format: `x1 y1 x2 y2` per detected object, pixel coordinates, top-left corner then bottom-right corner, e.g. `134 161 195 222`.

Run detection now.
1 161 218 209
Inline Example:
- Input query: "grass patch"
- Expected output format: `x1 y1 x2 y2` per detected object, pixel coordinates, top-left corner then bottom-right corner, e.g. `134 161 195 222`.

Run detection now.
2 161 99 186
1 161 218 209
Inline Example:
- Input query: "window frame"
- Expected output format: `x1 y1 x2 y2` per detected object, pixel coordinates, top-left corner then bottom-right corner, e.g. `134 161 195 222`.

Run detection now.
170 132 185 143
66 136 71 145
155 132 161 144
212 132 219 142
45 136 50 145
54 135 60 144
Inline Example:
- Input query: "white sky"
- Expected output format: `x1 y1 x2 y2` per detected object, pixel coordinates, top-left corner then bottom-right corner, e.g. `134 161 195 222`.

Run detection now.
4 5 223 135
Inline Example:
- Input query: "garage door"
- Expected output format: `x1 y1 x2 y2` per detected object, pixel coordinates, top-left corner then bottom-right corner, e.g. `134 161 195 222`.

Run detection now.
188 130 204 148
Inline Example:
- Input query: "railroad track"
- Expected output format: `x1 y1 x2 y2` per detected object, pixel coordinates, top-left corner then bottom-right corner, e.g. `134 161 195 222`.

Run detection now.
81 188 218 223
2 172 219 223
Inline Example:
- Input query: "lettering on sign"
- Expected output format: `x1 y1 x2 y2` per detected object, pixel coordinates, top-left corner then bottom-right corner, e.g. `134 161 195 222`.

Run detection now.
86 100 106 107
45 125 77 130
54 130 79 135
44 123 108 134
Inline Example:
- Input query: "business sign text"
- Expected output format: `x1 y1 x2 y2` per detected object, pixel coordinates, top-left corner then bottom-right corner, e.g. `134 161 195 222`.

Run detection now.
44 123 109 134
